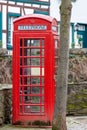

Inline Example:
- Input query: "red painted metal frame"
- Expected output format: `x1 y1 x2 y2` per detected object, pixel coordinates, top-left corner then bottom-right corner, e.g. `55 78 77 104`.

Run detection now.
12 14 59 126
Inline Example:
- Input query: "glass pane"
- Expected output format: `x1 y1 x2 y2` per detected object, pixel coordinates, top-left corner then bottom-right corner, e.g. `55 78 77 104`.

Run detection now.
31 96 40 103
20 96 22 103
31 68 40 76
42 68 44 76
55 40 58 48
31 58 40 66
42 106 44 112
42 49 44 56
24 39 30 46
42 58 44 66
24 106 31 113
31 77 40 84
24 58 40 66
24 87 30 94
24 96 31 103
42 78 44 84
20 87 22 94
24 48 30 56
24 106 40 113
24 68 31 75
27 40 31 46
31 106 40 112
24 39 40 47
24 87 27 94
32 87 40 94
24 77 30 85
42 87 44 94
42 96 44 103
42 39 44 46
31 40 40 46
55 49 58 56
24 96 40 104
24 58 30 65
27 87 30 94
31 49 40 56
27 78 30 84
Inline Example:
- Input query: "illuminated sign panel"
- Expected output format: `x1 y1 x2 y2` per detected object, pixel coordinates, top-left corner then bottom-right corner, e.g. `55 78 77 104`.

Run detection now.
18 25 47 30
52 26 57 32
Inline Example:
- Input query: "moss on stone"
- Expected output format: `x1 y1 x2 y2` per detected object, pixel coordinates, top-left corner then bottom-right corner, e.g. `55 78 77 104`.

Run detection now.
67 86 87 115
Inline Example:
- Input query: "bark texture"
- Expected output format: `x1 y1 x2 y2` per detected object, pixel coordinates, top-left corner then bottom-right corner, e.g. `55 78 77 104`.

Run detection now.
52 0 72 130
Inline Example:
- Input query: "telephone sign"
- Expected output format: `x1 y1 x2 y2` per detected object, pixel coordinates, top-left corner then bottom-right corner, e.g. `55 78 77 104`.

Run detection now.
18 25 47 30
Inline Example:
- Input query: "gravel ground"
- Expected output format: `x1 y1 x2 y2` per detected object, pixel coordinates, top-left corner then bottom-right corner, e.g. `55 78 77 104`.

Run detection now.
0 116 87 130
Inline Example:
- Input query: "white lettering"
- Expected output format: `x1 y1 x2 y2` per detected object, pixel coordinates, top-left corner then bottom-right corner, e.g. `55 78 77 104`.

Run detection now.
18 25 47 30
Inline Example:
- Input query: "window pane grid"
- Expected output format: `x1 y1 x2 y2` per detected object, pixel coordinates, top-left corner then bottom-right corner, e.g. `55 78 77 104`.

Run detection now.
54 39 58 80
19 38 45 114
19 105 45 114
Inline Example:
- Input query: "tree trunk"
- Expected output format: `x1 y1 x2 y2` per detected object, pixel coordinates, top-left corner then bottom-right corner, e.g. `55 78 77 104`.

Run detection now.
52 0 72 130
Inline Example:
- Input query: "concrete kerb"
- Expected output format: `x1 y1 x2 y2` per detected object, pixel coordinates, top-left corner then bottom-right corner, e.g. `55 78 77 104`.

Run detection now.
0 125 52 130
0 84 12 90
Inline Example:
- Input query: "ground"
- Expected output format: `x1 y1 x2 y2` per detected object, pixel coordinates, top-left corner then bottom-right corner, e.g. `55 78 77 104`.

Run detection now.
0 116 87 130
67 116 87 130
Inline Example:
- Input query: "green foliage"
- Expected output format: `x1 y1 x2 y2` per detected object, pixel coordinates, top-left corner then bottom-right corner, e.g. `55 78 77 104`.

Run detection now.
27 121 31 125
67 88 87 115
0 40 2 48
71 42 75 48
13 121 22 125
52 125 58 130
32 120 51 126
69 54 76 59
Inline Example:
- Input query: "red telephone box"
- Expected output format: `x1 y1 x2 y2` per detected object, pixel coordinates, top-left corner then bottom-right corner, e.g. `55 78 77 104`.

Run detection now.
12 14 59 126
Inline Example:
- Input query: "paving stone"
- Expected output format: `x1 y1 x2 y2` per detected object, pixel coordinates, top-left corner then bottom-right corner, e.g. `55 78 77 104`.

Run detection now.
67 116 87 130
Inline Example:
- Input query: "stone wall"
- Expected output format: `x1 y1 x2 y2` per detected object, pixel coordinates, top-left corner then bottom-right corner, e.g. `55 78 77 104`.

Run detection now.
0 88 4 125
67 82 87 115
68 49 87 83
0 85 12 125
67 49 87 115
0 49 12 84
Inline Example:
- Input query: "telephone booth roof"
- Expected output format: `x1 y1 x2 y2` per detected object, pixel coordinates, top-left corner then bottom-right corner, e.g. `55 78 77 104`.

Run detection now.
13 14 58 33
13 14 57 24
